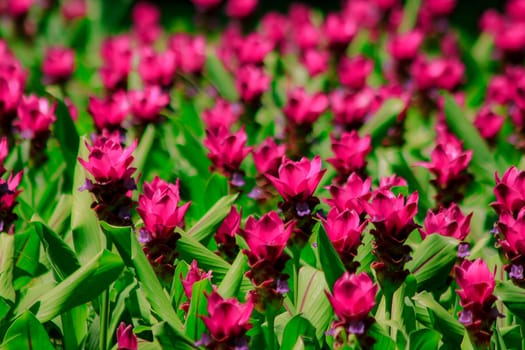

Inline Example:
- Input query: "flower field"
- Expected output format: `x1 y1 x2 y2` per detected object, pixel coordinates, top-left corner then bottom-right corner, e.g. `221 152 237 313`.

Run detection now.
2 0 525 349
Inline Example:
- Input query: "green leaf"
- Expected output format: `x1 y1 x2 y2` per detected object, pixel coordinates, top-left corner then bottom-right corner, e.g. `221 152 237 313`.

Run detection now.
205 55 239 101
0 234 15 303
61 305 89 350
31 220 81 280
280 315 320 350
53 99 80 193
134 124 156 176
368 323 396 350
408 329 442 349
185 279 213 341
316 225 345 291
406 234 458 292
13 228 40 276
19 250 124 322
188 193 238 242
152 322 197 350
398 0 421 32
495 281 525 319
218 252 248 298
1 311 54 350
360 98 405 148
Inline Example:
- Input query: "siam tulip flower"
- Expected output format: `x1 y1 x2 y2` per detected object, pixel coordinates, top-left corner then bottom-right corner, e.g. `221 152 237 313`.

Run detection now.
474 106 504 142
0 170 23 234
128 86 170 124
0 78 23 127
342 0 381 29
252 138 286 176
411 56 465 92
323 13 357 53
15 95 56 139
486 75 512 105
78 132 137 226
420 204 472 241
204 126 251 186
492 167 525 217
506 0 525 21
138 48 177 88
387 30 424 61
216 25 244 72
495 23 525 61
116 322 138 350
0 54 27 84
169 34 206 75
455 259 499 347
202 99 242 132
424 0 456 17
479 10 504 36
283 87 328 126
237 33 273 66
64 98 79 122
235 65 270 104
181 260 212 312
241 212 293 310
365 189 419 287
42 47 75 84
200 290 253 348
415 132 472 206
88 92 129 132
259 12 288 49
292 21 321 51
6 0 34 17
496 209 525 284
0 137 8 175
326 272 378 341
300 49 329 77
131 1 161 45
215 206 242 261
225 0 258 19
338 56 374 90
372 0 398 11
331 88 381 131
61 0 86 21
327 131 372 183
191 0 222 11
289 3 313 26
322 208 367 272
325 173 372 216
99 35 133 91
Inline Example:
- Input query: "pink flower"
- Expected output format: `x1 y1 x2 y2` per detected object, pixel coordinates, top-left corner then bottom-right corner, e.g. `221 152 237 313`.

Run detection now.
0 137 8 168
493 167 525 216
169 34 206 74
116 323 137 350
78 133 137 184
323 13 357 48
326 272 378 333
128 86 169 124
99 36 132 90
486 75 512 105
292 22 321 50
283 87 328 125
242 211 293 263
497 209 525 258
191 0 222 11
0 170 23 233
237 33 273 65
204 127 251 179
322 208 366 256
300 49 329 77
235 65 270 103
42 47 75 84
15 95 56 139
252 138 286 176
260 12 288 48
420 204 472 240
202 99 242 131
61 0 86 21
455 259 495 307
387 30 424 61
138 48 176 87
225 0 257 18
474 106 504 141
132 2 160 28
411 56 464 91
338 56 373 90
266 155 326 202
495 23 525 53
7 0 34 16
0 78 23 115
215 206 242 246
136 177 190 242
424 0 456 16
181 260 212 299
331 88 381 129
325 173 372 215
201 291 253 344
327 131 371 180
479 10 504 35
506 0 525 21
88 92 129 132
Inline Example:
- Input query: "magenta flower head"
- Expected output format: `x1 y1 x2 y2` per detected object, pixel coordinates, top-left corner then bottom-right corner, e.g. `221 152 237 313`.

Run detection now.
200 290 253 348
0 137 8 175
420 204 472 242
252 137 286 176
454 259 498 347
202 98 242 132
78 132 137 226
411 56 464 92
181 260 212 300
15 95 56 140
338 56 374 90
225 0 257 19
42 46 75 84
88 91 129 132
292 21 321 51
204 126 251 187
323 13 357 53
138 48 176 88
300 49 329 77
331 88 380 131
497 209 525 284
424 0 456 17
325 173 372 216
237 33 273 66
492 167 525 217
215 206 242 261
128 86 169 124
116 322 138 350
0 77 23 118
322 208 367 272
61 0 87 21
99 35 132 91
241 211 294 310
169 34 206 75
387 30 424 61
0 170 23 234
474 106 504 143
283 87 329 126
326 272 378 337
131 2 161 45
235 65 271 104
6 0 34 17
328 131 372 183
191 0 221 11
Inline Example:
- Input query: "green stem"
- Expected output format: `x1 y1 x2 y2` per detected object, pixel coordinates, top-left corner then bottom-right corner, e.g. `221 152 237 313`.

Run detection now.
292 247 300 307
100 239 113 350
384 289 395 340
266 308 276 350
